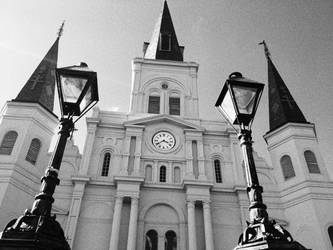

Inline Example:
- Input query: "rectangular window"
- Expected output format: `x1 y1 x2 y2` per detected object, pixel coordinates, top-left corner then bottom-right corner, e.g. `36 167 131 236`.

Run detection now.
169 97 180 115
148 96 160 114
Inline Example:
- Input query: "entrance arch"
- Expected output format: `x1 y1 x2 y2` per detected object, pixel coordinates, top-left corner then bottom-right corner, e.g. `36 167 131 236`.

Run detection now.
139 200 185 250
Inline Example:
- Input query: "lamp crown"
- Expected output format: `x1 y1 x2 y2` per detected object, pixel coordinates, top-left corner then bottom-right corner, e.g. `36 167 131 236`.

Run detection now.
229 72 243 79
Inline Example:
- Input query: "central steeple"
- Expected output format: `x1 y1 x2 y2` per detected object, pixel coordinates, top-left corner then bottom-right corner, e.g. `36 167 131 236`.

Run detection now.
143 0 184 61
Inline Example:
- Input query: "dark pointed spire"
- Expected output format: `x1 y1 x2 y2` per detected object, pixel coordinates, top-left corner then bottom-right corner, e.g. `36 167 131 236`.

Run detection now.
13 23 63 113
143 0 184 61
260 40 308 132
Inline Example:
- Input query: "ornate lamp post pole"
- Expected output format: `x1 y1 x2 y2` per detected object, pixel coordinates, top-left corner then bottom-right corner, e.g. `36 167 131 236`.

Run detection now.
215 72 309 250
0 63 99 250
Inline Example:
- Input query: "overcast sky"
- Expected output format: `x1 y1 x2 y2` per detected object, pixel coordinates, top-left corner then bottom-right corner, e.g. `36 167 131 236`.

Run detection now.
1 0 333 176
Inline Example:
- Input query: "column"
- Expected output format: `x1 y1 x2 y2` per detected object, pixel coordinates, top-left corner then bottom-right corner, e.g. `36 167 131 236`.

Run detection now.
168 161 173 183
127 197 139 250
185 140 194 179
153 160 158 182
64 177 89 248
79 122 97 175
187 200 197 250
203 201 214 250
109 196 123 250
197 139 207 180
120 136 130 175
133 136 142 175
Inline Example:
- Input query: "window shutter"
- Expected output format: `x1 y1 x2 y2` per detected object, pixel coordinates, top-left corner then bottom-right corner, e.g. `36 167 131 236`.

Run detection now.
280 155 296 180
101 152 111 176
148 96 160 114
169 97 180 115
25 138 41 165
0 131 18 155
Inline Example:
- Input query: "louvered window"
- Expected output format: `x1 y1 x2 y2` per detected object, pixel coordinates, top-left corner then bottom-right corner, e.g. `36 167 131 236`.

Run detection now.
304 150 320 173
26 138 41 165
280 155 296 180
328 225 333 247
101 152 111 176
169 97 180 115
160 166 166 182
214 159 222 183
148 96 160 114
0 131 18 155
160 33 171 51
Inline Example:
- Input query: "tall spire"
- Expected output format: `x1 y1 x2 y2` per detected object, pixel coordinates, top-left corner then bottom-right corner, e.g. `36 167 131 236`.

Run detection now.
143 0 184 61
13 23 64 113
260 40 308 132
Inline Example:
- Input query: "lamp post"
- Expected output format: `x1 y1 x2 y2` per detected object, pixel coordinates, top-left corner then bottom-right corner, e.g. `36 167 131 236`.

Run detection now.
215 72 308 250
0 63 99 250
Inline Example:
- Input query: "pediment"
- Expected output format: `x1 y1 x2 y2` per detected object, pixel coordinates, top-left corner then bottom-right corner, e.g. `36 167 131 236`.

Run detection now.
124 114 204 131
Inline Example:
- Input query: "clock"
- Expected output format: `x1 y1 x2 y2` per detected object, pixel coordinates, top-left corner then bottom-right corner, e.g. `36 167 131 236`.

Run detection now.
152 131 175 151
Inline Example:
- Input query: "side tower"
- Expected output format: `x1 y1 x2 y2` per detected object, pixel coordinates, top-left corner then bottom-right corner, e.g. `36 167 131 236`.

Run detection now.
129 0 199 120
262 42 333 249
0 34 59 228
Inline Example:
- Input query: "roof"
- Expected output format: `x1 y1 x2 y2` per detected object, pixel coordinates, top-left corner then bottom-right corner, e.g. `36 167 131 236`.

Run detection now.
13 37 59 113
265 48 308 132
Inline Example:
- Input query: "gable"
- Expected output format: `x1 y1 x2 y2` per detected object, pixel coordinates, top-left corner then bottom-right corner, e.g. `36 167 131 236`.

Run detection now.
124 114 204 131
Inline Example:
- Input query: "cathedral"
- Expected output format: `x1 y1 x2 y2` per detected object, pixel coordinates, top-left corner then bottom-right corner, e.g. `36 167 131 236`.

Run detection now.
0 1 333 250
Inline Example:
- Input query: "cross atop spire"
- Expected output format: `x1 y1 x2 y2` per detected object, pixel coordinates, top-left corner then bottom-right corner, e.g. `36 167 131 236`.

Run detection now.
13 24 62 113
57 21 65 38
143 0 184 61
259 40 271 60
261 41 308 132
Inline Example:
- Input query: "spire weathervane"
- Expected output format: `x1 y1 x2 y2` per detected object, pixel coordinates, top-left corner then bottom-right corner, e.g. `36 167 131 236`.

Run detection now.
259 40 271 59
57 21 65 38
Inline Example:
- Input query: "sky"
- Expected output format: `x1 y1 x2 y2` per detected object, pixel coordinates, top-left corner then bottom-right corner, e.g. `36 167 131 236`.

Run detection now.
1 0 333 175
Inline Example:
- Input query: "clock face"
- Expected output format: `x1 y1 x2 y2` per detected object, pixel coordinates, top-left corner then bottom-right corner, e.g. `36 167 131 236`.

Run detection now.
152 131 175 151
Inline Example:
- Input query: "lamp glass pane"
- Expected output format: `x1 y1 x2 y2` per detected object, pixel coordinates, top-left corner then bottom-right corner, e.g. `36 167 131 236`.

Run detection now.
232 85 257 115
220 90 237 124
79 84 93 112
60 75 87 103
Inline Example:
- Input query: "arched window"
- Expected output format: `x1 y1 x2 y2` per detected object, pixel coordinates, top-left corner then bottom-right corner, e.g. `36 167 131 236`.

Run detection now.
145 165 152 182
101 152 111 176
160 166 166 182
174 167 181 183
328 225 333 247
304 150 320 173
214 159 222 183
0 131 18 155
25 138 41 165
280 155 296 180
145 229 158 250
165 230 177 250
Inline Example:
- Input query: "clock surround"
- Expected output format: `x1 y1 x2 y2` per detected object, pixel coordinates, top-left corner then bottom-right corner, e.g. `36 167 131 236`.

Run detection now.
152 131 176 151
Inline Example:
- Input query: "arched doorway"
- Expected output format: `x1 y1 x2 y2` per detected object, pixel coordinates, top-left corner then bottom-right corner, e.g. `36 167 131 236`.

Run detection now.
143 204 180 250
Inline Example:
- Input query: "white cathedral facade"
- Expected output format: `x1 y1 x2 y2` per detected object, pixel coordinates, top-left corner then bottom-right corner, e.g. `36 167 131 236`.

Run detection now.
1 1 333 250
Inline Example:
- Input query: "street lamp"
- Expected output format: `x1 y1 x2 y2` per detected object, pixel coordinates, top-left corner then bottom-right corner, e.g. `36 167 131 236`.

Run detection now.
215 72 308 250
0 63 99 250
